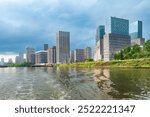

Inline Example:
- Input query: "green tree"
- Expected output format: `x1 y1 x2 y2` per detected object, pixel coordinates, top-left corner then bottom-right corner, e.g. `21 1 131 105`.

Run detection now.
85 58 94 62
120 50 124 60
114 50 124 60
124 53 132 59
131 44 141 54
114 42 150 60
144 40 150 52
8 62 32 67
114 53 120 60
124 46 131 54
123 46 132 59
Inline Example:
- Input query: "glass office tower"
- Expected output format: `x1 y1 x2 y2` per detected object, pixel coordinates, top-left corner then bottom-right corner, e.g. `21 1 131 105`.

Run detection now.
96 25 105 43
106 17 129 35
130 21 142 39
104 17 130 61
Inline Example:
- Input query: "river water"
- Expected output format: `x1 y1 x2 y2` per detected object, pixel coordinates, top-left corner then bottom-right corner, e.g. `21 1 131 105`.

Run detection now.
0 67 150 100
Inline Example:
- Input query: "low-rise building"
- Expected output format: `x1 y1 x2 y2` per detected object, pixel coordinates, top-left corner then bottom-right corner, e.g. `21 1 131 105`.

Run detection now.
74 49 84 62
35 50 47 64
84 47 92 59
0 58 5 65
131 38 145 46
70 50 74 63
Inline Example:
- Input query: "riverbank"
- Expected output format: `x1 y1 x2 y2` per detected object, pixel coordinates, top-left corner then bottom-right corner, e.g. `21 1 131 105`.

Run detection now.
7 63 54 67
56 58 150 68
8 62 32 67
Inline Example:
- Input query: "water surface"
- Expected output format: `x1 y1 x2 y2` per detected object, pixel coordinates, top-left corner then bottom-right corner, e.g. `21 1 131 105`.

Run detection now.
0 67 150 100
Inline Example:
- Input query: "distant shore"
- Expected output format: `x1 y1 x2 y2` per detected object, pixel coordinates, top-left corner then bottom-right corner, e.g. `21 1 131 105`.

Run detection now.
1 58 150 68
56 58 150 68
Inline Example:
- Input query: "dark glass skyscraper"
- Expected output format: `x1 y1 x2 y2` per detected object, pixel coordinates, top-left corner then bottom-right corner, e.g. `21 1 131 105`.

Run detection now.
96 25 105 43
44 44 48 50
94 25 105 61
104 17 130 61
106 17 129 35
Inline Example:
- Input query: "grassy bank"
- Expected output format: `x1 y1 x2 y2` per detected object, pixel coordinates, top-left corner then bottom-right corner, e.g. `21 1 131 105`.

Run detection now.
56 58 150 68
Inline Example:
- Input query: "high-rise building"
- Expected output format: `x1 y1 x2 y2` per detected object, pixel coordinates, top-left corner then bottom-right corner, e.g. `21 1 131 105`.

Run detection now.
94 40 101 61
74 49 84 62
130 21 142 39
96 25 105 43
130 21 145 46
47 46 56 64
16 53 24 64
103 34 131 61
56 31 70 64
26 47 35 64
19 53 24 61
84 47 92 59
44 44 48 51
35 50 47 64
106 17 129 35
15 56 20 64
52 46 56 63
104 17 131 61
47 48 54 64
94 25 105 61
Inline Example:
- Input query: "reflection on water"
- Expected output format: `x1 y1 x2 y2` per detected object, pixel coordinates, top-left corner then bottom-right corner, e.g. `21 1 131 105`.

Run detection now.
94 68 111 90
0 67 150 100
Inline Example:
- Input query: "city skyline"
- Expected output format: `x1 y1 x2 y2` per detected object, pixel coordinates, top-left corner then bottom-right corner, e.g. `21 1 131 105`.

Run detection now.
0 17 146 62
0 0 150 61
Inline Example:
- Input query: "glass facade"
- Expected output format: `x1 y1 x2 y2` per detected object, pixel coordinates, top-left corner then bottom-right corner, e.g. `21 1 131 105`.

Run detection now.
106 17 129 35
96 25 105 43
44 44 48 50
103 34 131 61
130 21 142 39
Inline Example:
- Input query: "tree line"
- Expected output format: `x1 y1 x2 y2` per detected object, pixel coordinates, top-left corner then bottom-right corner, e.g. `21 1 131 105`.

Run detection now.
114 40 150 60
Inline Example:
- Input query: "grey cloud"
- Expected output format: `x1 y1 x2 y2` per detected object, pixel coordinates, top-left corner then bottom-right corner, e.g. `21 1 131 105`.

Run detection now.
0 0 150 54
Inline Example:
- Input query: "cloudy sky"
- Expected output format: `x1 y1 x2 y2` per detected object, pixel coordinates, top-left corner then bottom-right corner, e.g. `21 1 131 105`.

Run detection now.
0 0 150 61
